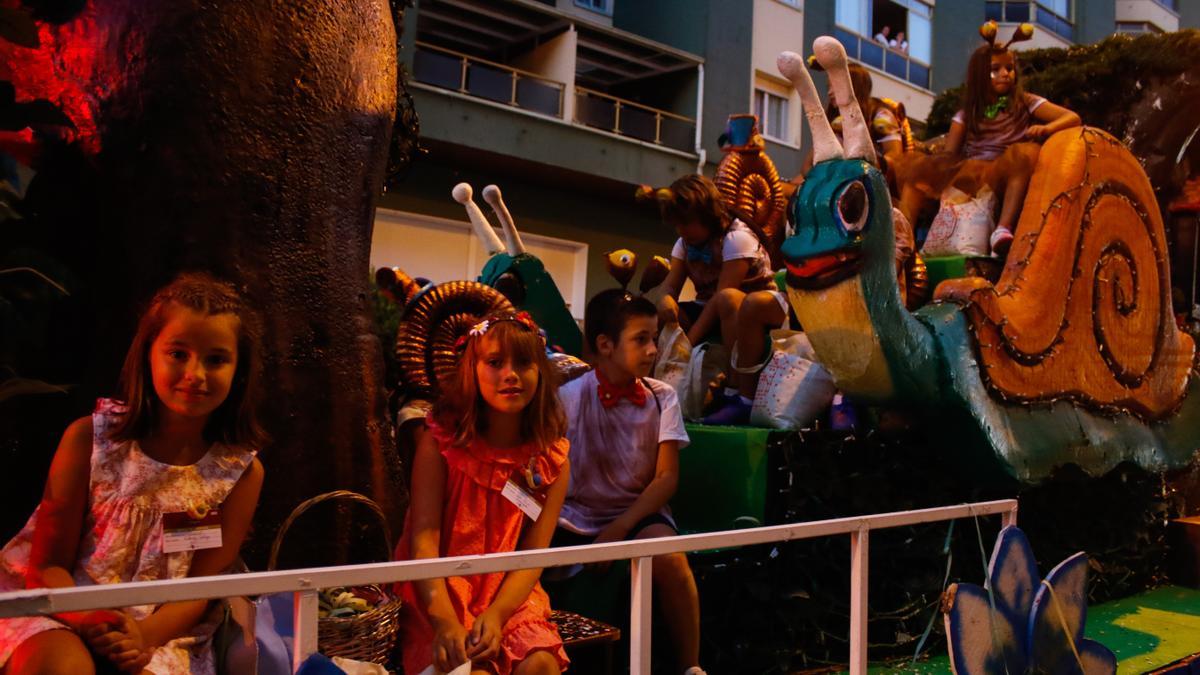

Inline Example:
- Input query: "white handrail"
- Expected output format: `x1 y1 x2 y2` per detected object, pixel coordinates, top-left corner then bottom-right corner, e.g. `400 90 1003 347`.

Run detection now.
0 499 1018 674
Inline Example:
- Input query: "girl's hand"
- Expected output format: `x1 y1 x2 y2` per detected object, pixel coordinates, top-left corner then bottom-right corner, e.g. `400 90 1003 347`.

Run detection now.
1025 125 1051 141
431 616 470 671
86 613 151 673
467 608 503 662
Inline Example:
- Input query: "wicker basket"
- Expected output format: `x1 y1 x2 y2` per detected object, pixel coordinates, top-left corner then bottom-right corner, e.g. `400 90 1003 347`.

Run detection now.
268 490 403 666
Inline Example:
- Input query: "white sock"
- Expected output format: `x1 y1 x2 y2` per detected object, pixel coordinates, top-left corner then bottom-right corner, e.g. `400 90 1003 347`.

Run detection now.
724 387 739 397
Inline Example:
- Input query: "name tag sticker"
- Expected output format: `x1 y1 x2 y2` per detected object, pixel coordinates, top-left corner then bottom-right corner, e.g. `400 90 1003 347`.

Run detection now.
162 509 223 553
501 480 543 521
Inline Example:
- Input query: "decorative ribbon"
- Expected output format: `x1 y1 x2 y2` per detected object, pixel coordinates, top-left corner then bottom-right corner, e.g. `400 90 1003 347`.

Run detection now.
983 95 1009 120
685 242 713 264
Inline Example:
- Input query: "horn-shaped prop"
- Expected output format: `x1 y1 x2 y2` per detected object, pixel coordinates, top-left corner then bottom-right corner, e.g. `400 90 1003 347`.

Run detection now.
452 182 504 256
813 36 876 165
1003 22 1034 49
980 20 999 47
777 50 843 164
482 184 526 256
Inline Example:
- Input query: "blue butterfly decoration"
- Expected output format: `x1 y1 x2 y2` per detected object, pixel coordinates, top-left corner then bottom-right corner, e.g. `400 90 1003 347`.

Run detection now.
943 526 1117 674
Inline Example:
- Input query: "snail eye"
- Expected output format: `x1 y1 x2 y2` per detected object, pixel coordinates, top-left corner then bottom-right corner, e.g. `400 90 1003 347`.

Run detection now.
837 181 869 233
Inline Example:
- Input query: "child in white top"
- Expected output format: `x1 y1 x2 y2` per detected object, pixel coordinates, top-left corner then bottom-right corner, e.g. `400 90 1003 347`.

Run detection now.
554 289 705 675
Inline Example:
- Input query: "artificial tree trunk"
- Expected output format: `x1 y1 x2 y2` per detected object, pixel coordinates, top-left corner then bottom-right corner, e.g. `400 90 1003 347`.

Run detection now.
1 0 411 566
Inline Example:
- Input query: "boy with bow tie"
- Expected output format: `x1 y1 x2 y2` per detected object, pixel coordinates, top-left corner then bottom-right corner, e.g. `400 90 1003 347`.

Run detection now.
554 289 705 675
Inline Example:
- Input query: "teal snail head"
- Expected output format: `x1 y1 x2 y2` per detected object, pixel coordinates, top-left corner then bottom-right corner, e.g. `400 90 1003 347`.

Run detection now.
783 158 890 289
776 38 891 290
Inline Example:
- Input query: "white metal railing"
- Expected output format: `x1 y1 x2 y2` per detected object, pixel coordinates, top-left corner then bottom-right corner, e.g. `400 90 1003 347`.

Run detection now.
0 499 1017 674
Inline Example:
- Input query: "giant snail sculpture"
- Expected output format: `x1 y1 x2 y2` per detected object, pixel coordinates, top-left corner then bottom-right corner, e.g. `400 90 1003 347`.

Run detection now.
452 182 584 357
776 37 1199 481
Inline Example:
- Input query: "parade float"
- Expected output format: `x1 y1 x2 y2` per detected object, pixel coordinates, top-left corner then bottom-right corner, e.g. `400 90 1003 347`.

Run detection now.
3 0 1200 669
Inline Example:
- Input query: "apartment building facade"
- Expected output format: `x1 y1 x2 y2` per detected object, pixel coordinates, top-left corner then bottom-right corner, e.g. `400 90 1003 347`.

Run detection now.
373 0 1199 309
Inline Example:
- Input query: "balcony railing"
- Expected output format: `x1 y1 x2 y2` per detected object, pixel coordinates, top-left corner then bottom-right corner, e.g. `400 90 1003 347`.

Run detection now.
985 2 1074 41
573 86 696 153
412 41 566 119
1116 20 1165 34
833 27 930 90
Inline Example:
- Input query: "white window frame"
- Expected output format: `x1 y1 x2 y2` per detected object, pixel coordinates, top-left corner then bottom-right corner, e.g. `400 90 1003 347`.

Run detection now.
372 208 589 320
754 88 791 145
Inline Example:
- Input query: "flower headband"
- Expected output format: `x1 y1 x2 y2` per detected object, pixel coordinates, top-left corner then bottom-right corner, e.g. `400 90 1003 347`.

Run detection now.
454 311 547 354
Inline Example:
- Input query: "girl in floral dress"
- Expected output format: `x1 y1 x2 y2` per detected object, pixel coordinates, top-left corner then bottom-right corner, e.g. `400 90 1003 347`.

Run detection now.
395 312 570 675
0 273 267 674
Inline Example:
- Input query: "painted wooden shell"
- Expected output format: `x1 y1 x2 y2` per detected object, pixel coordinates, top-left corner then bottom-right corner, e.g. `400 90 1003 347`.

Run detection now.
714 129 789 267
395 281 514 397
936 128 1196 419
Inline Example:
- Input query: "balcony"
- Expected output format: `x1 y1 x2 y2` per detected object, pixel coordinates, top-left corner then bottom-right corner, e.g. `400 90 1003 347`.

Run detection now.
834 26 930 90
574 87 696 153
985 2 1074 41
413 42 566 119
1114 0 1180 34
404 0 704 185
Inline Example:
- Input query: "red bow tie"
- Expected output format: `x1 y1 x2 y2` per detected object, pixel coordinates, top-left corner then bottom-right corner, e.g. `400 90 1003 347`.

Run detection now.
597 372 646 409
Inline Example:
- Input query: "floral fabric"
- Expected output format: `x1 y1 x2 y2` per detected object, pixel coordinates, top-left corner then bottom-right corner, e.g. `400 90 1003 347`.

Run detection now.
0 399 257 674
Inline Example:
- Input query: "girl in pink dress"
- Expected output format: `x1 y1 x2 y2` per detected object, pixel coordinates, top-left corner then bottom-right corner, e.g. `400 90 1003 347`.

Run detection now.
0 273 267 675
395 312 570 675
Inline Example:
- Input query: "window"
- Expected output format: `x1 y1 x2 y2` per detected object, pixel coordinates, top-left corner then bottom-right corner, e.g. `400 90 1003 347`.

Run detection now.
834 0 932 90
754 89 790 143
574 0 612 16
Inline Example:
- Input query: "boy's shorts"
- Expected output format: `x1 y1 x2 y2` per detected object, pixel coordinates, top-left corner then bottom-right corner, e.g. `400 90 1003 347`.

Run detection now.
550 513 677 548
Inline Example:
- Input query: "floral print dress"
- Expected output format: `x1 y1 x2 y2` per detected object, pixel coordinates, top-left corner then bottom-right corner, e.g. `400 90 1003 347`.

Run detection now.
0 399 258 674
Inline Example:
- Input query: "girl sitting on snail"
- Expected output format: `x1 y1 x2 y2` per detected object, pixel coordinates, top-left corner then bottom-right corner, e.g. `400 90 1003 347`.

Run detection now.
896 22 1080 257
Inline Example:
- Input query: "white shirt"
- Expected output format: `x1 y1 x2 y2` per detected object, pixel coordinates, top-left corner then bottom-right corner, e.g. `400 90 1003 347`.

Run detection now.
558 371 690 535
670 226 761 264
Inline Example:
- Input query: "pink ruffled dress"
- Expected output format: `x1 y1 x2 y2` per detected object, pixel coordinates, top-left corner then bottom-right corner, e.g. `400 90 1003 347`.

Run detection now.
394 418 570 674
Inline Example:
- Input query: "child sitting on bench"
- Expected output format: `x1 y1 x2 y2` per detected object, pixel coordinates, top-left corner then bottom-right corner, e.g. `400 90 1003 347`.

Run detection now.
553 289 705 675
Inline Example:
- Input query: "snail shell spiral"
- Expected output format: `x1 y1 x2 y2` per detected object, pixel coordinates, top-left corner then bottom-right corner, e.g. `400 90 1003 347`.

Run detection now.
714 147 789 267
395 281 514 397
939 128 1195 419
